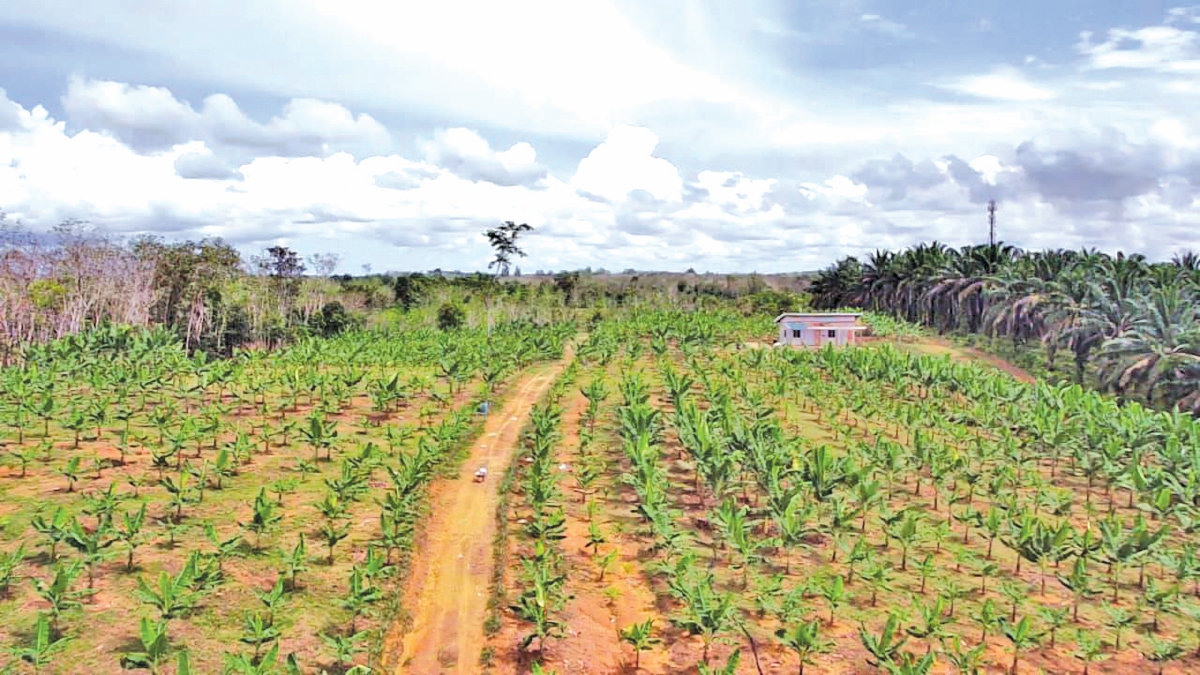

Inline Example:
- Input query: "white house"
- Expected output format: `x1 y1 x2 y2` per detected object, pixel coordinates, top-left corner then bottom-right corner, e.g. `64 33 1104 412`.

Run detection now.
774 312 866 347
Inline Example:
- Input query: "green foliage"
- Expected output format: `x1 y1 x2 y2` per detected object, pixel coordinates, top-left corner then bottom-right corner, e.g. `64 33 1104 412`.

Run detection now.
8 613 72 673
308 301 358 337
341 567 382 634
0 544 24 597
7 276 1200 675
860 613 908 668
775 618 831 675
881 651 937 675
31 561 89 634
619 619 662 670
697 649 740 675
320 630 370 673
809 242 1200 410
998 615 1040 674
133 561 202 620
942 636 986 675
1073 629 1109 674
242 489 282 551
120 617 172 673
436 302 466 331
239 611 282 662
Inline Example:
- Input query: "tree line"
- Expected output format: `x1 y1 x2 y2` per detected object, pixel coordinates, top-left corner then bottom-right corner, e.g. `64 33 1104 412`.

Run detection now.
0 216 370 361
809 242 1200 412
0 215 808 361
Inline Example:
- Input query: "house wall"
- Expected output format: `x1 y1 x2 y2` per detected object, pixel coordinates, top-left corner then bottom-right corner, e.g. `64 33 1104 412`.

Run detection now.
778 327 815 346
779 323 810 346
803 328 844 347
776 314 862 347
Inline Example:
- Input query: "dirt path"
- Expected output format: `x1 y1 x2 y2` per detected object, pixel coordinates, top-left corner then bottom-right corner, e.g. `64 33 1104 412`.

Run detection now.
386 354 571 675
958 346 1036 382
895 336 1037 383
752 334 1037 384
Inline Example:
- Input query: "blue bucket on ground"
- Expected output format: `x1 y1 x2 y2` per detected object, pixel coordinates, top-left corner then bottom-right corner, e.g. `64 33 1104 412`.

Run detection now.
478 401 490 415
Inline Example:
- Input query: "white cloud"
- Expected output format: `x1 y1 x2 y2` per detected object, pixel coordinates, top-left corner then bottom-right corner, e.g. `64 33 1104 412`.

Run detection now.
1077 25 1200 73
940 66 1057 101
693 171 776 211
5 74 1197 273
799 175 868 202
0 0 846 160
61 78 194 149
571 126 683 203
173 148 243 181
968 155 1005 185
0 93 637 267
1078 81 1126 91
418 128 546 187
9 0 1192 179
1168 6 1200 23
1151 118 1198 149
771 120 889 146
61 77 390 156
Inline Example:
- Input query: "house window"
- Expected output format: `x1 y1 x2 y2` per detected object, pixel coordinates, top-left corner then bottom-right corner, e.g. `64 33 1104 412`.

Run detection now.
827 330 837 338
792 330 802 338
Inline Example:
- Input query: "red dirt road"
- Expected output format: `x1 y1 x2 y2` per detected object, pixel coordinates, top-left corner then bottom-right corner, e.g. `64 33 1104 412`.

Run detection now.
386 355 570 674
910 336 1037 383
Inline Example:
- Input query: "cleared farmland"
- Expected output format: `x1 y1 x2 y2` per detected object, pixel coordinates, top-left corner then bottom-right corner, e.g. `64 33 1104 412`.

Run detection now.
483 310 1200 675
0 321 571 674
5 308 1200 675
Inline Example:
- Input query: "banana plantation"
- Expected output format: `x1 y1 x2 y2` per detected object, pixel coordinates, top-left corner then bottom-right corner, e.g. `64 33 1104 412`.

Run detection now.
484 309 1200 674
0 320 571 673
4 294 1200 675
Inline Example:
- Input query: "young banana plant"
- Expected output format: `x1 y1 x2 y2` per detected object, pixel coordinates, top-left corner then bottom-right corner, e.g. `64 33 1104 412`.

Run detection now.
619 619 662 670
775 618 831 675
120 618 171 674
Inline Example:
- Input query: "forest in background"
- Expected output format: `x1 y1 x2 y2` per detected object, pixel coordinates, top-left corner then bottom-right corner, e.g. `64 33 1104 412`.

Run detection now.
0 215 807 362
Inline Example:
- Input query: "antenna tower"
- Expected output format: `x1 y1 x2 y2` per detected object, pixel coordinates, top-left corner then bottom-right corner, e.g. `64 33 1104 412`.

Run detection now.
987 200 997 247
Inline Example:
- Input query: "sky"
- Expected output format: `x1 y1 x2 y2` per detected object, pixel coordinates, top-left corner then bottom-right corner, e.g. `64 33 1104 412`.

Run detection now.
0 1 1198 274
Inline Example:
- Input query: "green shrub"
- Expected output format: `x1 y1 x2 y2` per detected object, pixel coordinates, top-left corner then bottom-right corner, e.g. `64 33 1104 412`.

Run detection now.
437 302 466 331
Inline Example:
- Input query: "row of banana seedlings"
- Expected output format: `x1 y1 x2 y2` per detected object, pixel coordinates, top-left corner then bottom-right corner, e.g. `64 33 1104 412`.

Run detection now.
508 361 578 665
610 365 750 675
